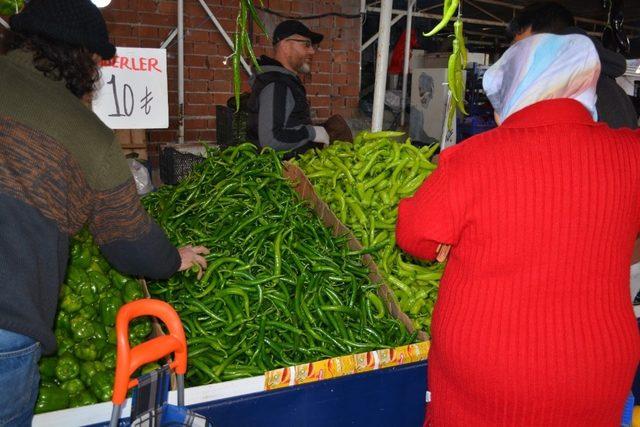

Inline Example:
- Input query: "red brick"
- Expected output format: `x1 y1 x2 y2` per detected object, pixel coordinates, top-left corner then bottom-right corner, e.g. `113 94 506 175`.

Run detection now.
109 23 132 37
138 12 174 27
187 93 215 104
157 2 177 15
187 105 214 116
134 0 160 12
137 26 159 39
185 80 209 92
189 68 214 79
338 85 359 96
193 43 217 55
188 29 211 42
185 118 208 129
198 130 216 142
184 54 207 68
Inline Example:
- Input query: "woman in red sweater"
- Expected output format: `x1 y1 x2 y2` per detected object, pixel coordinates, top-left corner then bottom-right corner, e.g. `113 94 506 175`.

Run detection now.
397 33 640 426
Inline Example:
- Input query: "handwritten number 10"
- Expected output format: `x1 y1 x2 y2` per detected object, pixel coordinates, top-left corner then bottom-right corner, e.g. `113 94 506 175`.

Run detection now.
107 75 134 117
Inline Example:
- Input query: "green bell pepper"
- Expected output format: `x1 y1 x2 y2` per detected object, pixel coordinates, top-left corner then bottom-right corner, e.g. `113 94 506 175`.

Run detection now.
105 326 117 345
39 357 58 380
66 266 88 288
130 318 152 339
61 378 85 395
55 310 71 332
76 281 98 305
101 347 116 370
69 390 98 408
73 342 98 361
109 270 129 290
92 255 111 273
71 245 92 269
60 291 83 314
88 270 110 293
55 354 80 382
70 316 95 342
99 295 122 327
91 324 108 353
35 384 70 414
80 361 100 385
90 371 113 402
122 280 143 302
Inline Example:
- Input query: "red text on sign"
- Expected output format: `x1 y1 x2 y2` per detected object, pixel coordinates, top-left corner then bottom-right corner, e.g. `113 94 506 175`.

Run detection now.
102 56 162 72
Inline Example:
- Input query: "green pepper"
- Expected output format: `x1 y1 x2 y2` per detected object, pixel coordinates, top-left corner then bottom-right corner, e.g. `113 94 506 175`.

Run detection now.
122 280 143 302
61 378 85 395
88 270 110 293
39 357 58 380
73 342 98 361
60 291 83 314
99 295 122 327
92 255 111 273
80 361 100 385
80 304 98 320
71 245 92 269
35 384 70 414
101 347 116 370
105 326 117 345
90 371 113 402
109 269 129 290
70 316 95 341
55 354 80 382
55 310 71 332
65 265 88 288
91 324 108 353
130 318 152 339
141 362 161 375
76 280 98 305
69 390 98 408
57 336 74 356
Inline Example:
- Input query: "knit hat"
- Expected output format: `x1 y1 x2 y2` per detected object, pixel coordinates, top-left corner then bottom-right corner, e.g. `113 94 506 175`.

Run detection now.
10 0 116 60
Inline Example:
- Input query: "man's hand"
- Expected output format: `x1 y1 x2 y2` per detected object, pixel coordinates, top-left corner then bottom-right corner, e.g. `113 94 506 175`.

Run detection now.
436 244 451 263
323 114 353 143
178 245 210 278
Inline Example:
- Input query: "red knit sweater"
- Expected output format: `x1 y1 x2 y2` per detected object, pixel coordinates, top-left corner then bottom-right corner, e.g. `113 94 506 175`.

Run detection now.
396 99 640 426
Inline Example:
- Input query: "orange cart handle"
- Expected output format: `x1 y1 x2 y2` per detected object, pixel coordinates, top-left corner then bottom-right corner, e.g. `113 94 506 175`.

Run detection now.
112 299 187 405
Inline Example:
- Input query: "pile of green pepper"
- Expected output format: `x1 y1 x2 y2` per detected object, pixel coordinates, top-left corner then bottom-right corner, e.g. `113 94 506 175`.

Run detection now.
143 143 415 386
35 230 152 413
295 132 444 332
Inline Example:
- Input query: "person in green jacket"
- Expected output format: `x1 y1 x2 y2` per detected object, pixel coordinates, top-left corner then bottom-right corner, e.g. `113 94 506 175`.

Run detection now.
0 1 208 424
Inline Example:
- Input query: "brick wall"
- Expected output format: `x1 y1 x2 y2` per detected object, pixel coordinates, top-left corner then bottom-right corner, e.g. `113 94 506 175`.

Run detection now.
101 0 362 157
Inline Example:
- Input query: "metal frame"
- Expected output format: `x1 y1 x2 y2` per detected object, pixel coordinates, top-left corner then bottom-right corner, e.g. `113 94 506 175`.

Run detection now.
0 16 8 29
160 0 253 143
363 0 639 132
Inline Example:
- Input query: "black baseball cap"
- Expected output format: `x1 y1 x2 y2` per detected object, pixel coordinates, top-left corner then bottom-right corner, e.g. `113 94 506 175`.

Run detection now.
10 0 116 60
273 20 324 45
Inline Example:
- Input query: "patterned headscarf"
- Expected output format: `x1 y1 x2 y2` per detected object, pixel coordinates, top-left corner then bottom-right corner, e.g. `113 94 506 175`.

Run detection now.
483 33 601 123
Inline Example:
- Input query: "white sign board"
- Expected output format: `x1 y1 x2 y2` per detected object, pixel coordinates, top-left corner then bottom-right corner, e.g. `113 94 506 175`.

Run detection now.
92 47 168 129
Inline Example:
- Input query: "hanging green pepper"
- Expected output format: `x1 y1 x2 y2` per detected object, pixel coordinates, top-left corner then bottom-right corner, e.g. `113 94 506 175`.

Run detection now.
55 354 80 382
34 384 70 414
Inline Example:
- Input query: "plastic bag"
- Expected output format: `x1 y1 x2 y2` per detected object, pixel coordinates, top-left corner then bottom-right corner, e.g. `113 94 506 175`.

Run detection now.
128 158 154 195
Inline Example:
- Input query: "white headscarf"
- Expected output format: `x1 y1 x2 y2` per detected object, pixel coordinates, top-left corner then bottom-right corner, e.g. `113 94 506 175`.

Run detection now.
482 33 601 123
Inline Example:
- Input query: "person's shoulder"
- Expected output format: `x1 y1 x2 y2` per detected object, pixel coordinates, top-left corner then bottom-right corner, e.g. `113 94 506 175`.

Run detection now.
439 126 503 164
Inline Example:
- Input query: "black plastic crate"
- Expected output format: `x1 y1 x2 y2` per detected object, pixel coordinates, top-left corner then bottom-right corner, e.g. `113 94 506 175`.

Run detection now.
159 147 205 185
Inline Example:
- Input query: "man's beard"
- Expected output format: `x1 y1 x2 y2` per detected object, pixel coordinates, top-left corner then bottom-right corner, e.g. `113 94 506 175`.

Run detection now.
298 61 311 74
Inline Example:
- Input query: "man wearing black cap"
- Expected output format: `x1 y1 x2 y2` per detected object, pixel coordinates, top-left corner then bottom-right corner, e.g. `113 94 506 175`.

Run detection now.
0 0 208 421
247 20 353 159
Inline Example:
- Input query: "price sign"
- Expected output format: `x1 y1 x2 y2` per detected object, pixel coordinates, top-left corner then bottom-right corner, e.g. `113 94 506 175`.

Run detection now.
92 47 168 129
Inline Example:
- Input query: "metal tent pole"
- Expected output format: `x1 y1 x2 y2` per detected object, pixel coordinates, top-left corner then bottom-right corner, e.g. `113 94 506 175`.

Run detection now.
400 0 415 127
0 17 8 29
371 0 393 132
177 0 185 143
